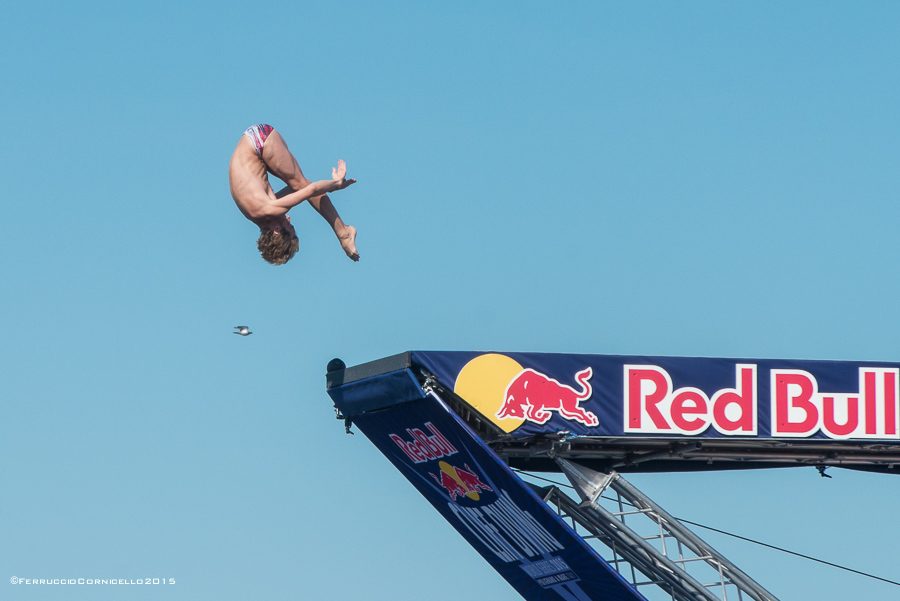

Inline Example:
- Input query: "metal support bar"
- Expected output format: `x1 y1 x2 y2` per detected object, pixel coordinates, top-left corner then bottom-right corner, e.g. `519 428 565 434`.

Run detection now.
545 486 720 601
612 443 704 469
607 470 779 600
539 459 781 601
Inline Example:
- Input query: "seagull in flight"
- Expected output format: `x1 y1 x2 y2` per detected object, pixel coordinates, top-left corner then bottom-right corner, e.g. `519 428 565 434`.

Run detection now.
233 326 252 336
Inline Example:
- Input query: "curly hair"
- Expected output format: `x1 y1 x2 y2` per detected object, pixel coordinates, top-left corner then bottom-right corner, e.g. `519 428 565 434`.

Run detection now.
257 230 299 265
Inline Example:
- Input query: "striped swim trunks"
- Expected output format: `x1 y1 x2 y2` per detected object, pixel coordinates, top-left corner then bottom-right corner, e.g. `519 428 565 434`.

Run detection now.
243 124 274 158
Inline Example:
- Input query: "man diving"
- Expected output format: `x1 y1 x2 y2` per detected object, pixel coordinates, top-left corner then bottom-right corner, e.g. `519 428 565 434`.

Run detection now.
228 124 358 265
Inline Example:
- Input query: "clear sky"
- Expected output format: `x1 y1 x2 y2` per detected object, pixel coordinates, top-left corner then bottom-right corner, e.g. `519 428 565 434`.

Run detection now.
3 1 900 600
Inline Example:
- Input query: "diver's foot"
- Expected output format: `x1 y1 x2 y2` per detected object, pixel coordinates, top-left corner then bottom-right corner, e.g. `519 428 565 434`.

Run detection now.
338 225 359 262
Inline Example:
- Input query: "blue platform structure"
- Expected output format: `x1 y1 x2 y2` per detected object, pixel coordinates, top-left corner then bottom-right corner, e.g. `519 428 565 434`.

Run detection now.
326 351 900 600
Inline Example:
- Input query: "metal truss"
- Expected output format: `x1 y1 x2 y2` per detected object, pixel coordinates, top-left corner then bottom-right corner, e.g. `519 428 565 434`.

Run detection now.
533 459 780 601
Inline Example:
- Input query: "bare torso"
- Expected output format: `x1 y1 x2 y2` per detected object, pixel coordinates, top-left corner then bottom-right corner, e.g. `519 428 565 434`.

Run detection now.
228 136 276 225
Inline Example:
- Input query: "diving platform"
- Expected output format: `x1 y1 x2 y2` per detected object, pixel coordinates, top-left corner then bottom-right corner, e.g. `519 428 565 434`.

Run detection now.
326 350 900 600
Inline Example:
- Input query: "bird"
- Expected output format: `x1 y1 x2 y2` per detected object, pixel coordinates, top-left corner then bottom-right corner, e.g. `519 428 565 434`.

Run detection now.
233 326 252 336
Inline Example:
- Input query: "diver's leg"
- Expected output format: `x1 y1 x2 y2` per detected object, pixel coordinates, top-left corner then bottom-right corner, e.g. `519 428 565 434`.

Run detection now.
261 129 308 189
263 130 359 261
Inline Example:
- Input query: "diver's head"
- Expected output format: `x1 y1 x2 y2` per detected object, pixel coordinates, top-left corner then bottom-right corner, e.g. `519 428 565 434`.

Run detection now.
257 216 298 265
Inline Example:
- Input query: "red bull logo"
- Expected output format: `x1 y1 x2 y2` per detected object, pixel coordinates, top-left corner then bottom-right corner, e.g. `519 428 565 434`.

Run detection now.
496 367 598 427
449 353 900 441
454 354 599 432
430 461 493 501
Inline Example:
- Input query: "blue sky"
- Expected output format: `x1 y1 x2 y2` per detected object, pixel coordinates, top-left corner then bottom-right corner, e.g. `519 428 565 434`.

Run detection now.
2 1 900 599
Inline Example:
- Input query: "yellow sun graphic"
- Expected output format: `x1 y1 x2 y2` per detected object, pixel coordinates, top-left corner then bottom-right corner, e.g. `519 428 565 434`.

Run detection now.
454 353 525 433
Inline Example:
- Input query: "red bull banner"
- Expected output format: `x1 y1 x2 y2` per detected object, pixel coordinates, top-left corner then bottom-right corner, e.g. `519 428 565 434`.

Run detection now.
343 390 646 601
409 351 900 443
326 351 900 597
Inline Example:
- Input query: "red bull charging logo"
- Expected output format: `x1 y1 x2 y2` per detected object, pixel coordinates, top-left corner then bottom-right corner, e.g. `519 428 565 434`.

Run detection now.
496 368 598 427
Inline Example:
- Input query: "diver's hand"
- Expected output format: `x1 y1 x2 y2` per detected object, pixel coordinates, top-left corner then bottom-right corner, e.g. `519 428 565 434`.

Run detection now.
330 160 356 191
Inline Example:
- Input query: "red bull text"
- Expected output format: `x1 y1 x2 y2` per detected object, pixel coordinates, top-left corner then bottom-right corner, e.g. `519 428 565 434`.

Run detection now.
625 364 757 435
389 423 458 463
625 364 900 439
771 368 898 439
